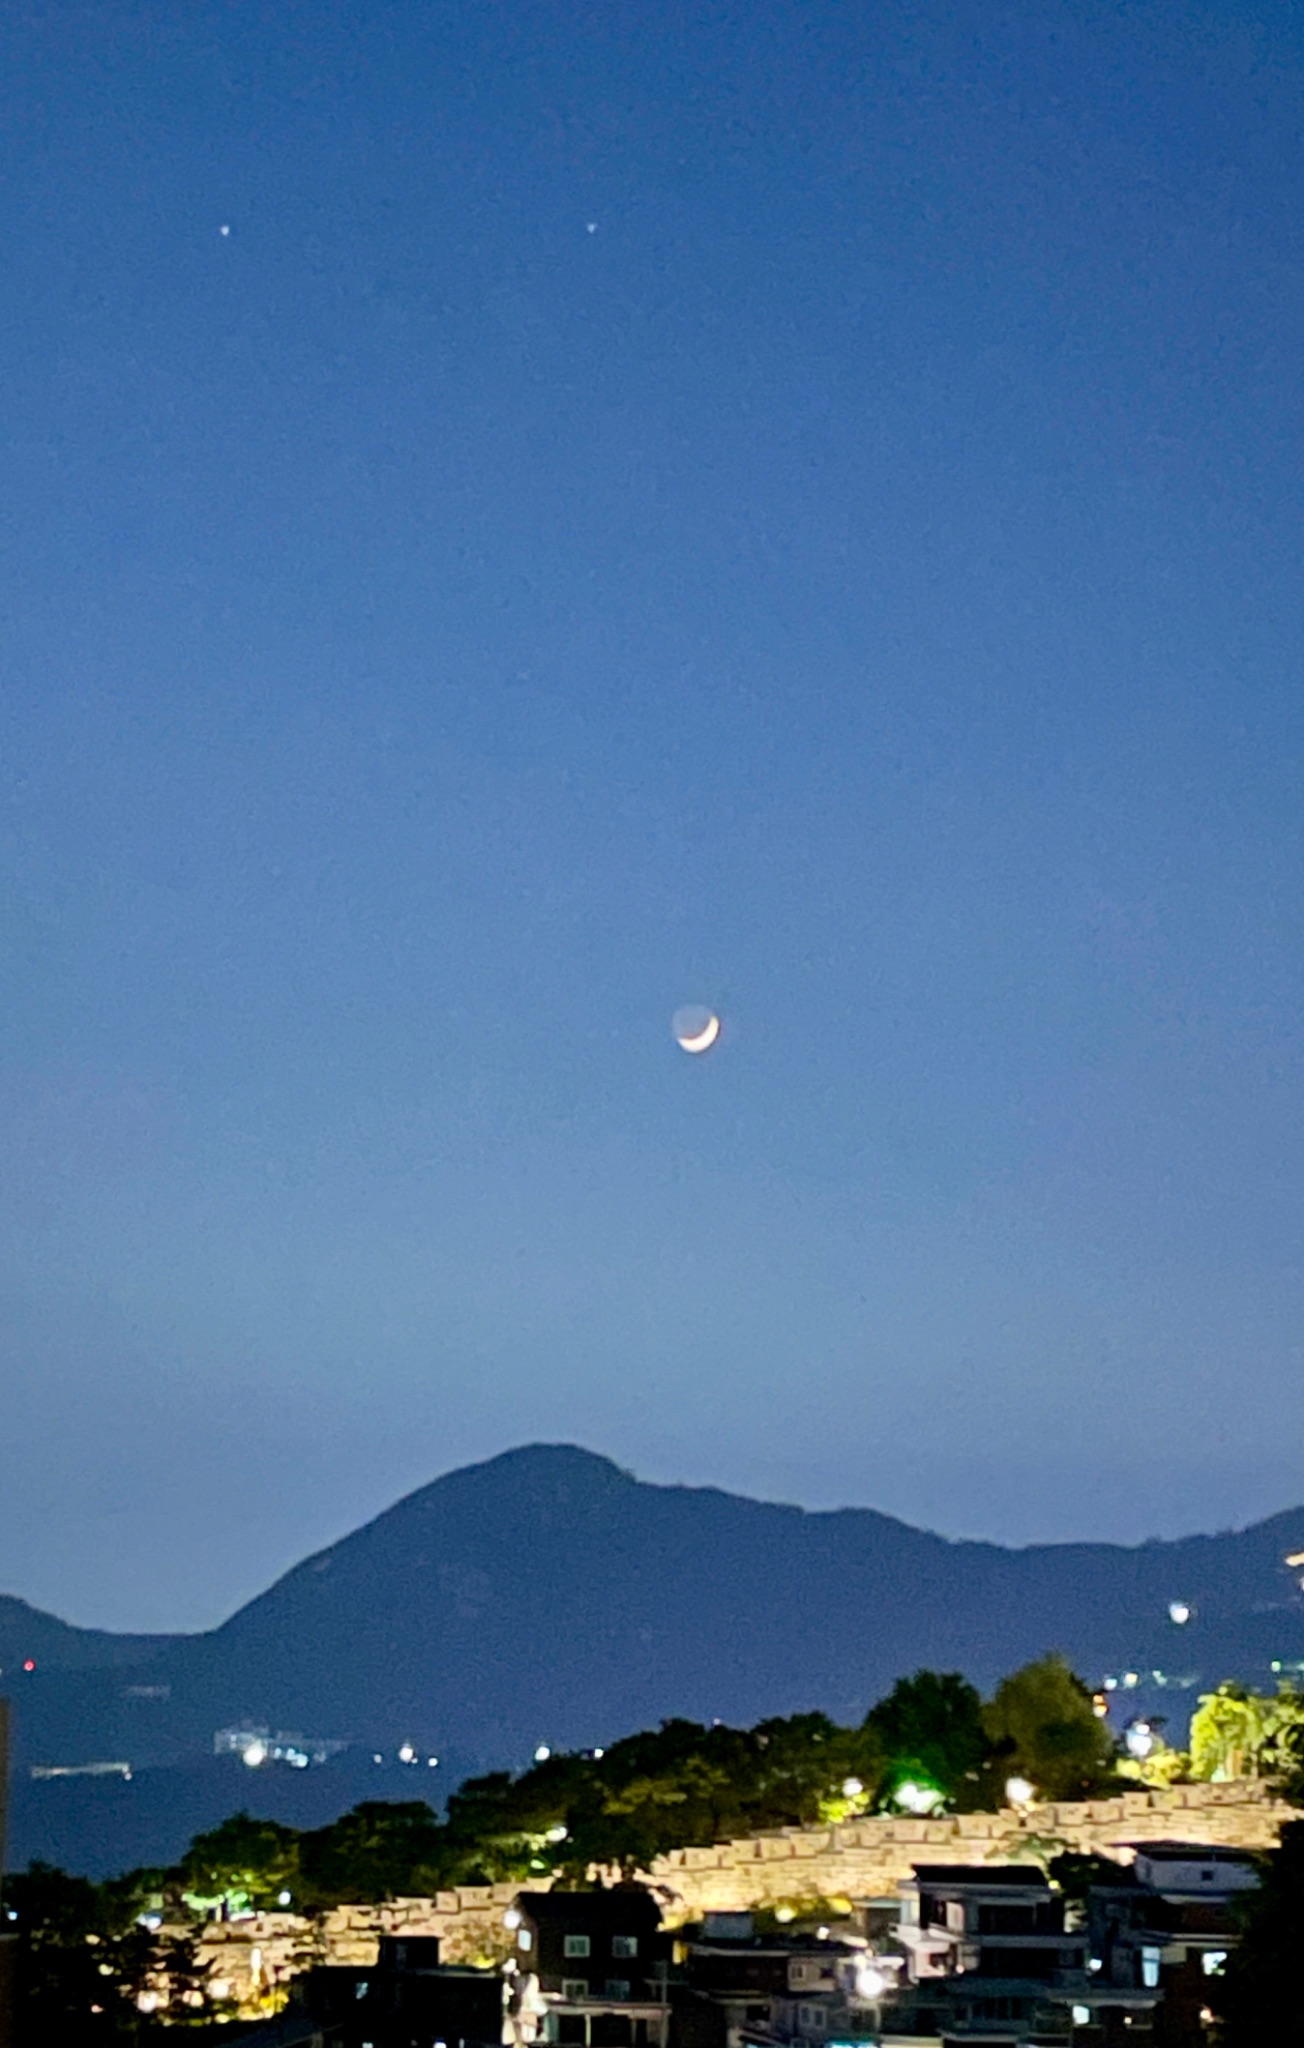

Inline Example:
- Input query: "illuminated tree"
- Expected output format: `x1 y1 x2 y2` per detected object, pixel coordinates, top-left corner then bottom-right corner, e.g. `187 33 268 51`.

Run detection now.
865 1670 992 1811
1189 1683 1304 1783
179 1812 300 1913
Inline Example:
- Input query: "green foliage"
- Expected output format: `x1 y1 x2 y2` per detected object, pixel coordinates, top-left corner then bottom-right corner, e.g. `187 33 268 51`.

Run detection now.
1189 1682 1304 1786
982 1653 1117 1802
299 1800 448 1904
179 1810 300 1912
1206 1819 1302 2042
866 1670 993 1811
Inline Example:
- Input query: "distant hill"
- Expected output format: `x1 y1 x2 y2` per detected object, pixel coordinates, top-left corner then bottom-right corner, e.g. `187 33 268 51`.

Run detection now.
0 1592 175 1675
7 1445 1304 1874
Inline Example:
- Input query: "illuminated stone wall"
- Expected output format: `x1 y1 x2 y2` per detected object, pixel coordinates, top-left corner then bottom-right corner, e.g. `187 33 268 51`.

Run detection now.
192 1781 1289 2014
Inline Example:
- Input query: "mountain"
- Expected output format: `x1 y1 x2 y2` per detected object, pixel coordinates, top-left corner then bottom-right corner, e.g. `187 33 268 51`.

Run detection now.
7 1445 1304 1874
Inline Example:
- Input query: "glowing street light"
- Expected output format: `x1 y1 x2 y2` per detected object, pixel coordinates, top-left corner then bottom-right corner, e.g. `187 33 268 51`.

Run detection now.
1004 1776 1035 1807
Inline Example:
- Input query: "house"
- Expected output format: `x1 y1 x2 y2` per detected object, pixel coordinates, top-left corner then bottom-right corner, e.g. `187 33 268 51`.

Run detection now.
891 1864 1092 2046
294 1936 503 2048
1084 1842 1260 2048
681 1910 892 2048
511 1891 667 2003
507 1889 670 2048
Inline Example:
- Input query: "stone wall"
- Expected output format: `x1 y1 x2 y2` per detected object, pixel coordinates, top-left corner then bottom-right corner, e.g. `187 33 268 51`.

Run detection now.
645 1778 1288 1916
193 1781 1289 2014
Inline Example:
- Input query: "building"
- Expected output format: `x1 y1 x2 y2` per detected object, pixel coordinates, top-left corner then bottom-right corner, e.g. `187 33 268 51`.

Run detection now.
295 1936 503 2048
892 1863 1095 2045
681 1911 886 2048
507 1889 671 2048
1085 1842 1260 2048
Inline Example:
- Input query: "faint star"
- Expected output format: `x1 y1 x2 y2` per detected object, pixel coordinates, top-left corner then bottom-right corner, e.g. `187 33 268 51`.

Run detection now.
586 221 597 233
219 224 231 236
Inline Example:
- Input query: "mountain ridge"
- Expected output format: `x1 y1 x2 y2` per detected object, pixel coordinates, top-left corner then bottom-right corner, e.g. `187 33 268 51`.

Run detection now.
8 1445 1304 1875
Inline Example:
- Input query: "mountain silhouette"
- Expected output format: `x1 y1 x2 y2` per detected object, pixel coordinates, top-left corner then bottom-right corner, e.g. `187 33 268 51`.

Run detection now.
8 1445 1304 1873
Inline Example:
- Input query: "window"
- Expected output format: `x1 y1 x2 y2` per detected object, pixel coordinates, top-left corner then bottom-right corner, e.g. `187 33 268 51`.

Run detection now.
789 1962 816 1988
605 1980 632 2000
518 1930 534 1952
612 1936 639 1960
355 1981 369 1999
1072 2008 1090 2027
563 1980 590 2002
1141 1947 1161 1989
798 2006 827 2033
565 1935 592 1959
1202 1951 1228 1976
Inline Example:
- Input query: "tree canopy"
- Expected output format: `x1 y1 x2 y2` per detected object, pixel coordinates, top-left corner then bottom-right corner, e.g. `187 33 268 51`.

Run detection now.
981 1653 1117 1802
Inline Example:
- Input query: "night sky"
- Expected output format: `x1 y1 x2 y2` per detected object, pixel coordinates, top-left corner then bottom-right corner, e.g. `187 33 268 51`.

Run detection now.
3 2 1302 1633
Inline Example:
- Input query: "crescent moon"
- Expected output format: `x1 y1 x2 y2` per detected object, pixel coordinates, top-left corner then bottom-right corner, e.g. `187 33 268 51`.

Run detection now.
677 1014 721 1054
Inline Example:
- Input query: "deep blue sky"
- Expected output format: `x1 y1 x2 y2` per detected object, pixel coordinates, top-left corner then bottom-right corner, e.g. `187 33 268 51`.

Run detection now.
3 1 1302 1632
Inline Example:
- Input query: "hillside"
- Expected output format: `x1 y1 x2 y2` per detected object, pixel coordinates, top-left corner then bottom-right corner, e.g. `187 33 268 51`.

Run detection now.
7 1445 1304 1873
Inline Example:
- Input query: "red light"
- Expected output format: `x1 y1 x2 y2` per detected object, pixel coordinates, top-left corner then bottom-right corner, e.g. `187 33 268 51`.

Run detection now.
22 1660 35 1673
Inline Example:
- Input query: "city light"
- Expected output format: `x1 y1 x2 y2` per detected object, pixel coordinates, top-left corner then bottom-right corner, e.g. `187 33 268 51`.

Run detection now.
1168 1601 1191 1626
1004 1777 1034 1807
242 1740 267 1768
856 1963 886 2000
895 1780 942 1815
534 1744 551 1762
1125 1720 1155 1761
841 1777 863 1798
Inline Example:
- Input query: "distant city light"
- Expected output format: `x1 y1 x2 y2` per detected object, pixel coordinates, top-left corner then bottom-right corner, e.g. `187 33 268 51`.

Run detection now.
1004 1777 1035 1807
592 1748 605 1759
22 1660 34 1673
427 1756 439 1767
774 1906 796 1923
372 1752 383 1764
1168 1601 1192 1626
242 1740 268 1769
398 1742 416 1764
1122 1672 1139 1689
841 1777 864 1798
503 1910 522 1931
534 1744 551 1762
545 1824 568 1843
277 1890 292 1907
1092 1693 1110 1718
856 1963 887 2000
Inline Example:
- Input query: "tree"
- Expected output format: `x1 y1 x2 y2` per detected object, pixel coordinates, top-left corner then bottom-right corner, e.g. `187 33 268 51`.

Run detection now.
982 1654 1116 1803
299 1801 448 1904
866 1671 992 1811
1189 1683 1304 1783
1206 1819 1302 2042
179 1812 301 1913
7 1860 231 2041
